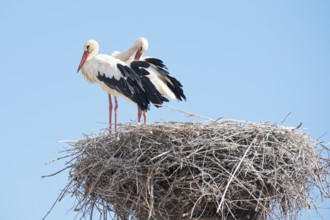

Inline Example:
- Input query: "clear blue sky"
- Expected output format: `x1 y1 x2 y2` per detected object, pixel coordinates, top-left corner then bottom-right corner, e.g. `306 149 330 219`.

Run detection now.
1 0 329 219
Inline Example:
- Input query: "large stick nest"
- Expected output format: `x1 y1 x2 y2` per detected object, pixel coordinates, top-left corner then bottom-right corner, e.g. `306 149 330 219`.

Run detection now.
57 121 330 220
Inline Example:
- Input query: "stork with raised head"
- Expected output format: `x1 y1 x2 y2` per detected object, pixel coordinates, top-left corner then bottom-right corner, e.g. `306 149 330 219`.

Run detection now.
112 37 186 123
77 39 167 133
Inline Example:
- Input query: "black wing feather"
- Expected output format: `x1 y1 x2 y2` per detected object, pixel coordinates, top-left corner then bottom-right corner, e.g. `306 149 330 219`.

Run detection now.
130 61 169 106
163 74 186 101
96 64 150 111
144 58 168 70
143 58 187 101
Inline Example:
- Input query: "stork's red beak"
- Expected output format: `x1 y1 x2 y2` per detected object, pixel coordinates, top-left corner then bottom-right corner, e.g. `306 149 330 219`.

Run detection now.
77 51 89 73
134 51 142 61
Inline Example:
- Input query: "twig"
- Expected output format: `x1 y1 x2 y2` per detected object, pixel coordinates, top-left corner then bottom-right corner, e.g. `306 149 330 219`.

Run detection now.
58 140 79 143
44 153 77 165
216 141 255 213
42 165 71 178
281 112 291 125
42 183 70 220
164 104 216 122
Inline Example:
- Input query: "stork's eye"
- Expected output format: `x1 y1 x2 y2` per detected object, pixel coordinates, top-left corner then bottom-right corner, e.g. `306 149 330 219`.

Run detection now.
87 45 90 50
140 46 143 51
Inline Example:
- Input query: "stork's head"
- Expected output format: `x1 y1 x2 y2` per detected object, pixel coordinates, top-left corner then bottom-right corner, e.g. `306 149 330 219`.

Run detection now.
77 39 99 72
134 37 149 60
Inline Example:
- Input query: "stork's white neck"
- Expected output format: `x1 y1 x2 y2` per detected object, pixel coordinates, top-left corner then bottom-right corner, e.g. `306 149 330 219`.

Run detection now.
115 44 138 62
114 37 148 62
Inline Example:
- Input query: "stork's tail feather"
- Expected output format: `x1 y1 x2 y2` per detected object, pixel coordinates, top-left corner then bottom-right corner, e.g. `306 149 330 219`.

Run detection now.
144 58 186 101
165 74 186 101
135 93 150 112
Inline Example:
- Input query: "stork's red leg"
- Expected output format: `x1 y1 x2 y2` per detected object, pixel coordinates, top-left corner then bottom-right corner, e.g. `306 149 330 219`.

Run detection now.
143 112 147 124
108 94 113 133
114 97 118 132
137 106 142 123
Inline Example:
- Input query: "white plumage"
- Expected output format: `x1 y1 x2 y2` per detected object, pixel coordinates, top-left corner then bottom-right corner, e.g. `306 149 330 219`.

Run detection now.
77 39 155 132
112 37 186 123
113 37 186 101
81 53 130 98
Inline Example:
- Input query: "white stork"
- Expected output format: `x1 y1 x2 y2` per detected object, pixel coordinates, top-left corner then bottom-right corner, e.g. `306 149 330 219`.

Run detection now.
77 39 166 132
112 37 186 123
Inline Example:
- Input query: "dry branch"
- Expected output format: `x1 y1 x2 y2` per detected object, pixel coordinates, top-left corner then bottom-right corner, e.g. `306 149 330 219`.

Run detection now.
45 121 330 220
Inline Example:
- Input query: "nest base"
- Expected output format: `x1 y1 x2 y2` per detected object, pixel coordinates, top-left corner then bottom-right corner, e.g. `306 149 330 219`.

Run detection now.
55 121 329 220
